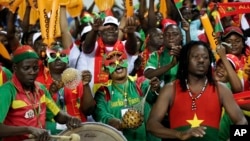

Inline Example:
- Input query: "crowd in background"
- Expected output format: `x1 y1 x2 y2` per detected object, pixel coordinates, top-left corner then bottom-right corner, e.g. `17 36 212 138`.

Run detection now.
0 0 250 141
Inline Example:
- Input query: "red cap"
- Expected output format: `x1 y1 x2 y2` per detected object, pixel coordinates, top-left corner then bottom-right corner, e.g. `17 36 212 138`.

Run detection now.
222 26 244 39
161 19 177 30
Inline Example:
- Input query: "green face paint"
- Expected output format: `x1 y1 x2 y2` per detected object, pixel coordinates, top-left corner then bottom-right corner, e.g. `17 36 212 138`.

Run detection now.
46 49 69 64
47 55 69 64
106 60 128 74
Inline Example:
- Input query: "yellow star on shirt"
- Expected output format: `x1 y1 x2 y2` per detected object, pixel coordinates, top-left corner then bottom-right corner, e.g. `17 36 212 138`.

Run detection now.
75 103 80 109
186 113 204 128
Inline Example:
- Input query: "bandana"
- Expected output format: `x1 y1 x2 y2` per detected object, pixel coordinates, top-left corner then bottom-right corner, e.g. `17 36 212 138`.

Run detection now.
46 47 69 64
12 45 39 63
104 51 128 74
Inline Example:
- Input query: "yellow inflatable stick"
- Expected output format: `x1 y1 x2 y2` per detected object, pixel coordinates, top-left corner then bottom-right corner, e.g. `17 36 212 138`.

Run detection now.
200 14 220 60
17 0 26 21
44 0 52 12
38 0 49 45
67 0 83 18
48 0 60 46
0 0 10 7
59 0 69 6
125 0 133 17
95 0 114 12
9 0 24 13
30 8 39 25
159 0 167 18
0 43 11 60
55 8 61 37
28 0 38 10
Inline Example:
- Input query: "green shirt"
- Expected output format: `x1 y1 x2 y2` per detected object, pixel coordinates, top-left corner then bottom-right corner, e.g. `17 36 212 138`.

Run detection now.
93 76 160 141
145 49 178 85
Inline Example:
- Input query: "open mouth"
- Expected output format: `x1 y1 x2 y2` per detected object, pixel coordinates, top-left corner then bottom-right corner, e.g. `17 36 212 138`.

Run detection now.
115 67 123 73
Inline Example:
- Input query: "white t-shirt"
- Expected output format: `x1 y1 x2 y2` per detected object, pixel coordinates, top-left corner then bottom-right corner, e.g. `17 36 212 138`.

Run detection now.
69 41 138 93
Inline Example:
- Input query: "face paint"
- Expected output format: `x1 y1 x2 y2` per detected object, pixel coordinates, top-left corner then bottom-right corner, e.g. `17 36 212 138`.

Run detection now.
46 48 69 64
104 52 128 74
106 60 128 74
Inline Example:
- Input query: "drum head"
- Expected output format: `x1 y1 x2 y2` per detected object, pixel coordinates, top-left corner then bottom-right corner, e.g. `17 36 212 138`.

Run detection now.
58 122 127 141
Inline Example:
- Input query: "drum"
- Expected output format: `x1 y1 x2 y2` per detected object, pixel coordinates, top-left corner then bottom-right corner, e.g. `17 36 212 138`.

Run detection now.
57 122 127 141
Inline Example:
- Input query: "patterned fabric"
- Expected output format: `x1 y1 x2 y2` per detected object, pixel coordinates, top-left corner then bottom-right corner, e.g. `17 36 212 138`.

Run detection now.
0 74 60 141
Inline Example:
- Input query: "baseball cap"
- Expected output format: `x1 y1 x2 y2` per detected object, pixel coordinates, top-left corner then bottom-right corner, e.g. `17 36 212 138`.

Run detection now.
0 30 7 36
222 26 244 40
161 18 177 29
80 25 92 37
217 54 240 71
103 16 119 26
32 32 42 44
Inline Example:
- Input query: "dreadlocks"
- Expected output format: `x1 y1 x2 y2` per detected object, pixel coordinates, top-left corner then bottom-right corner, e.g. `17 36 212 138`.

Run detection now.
177 41 216 91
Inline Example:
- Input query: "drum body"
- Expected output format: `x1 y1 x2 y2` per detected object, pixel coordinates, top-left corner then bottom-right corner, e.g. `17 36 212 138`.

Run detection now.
57 122 127 141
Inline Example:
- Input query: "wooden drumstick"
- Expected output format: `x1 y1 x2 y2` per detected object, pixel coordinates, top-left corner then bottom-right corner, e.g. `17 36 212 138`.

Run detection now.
29 133 80 141
51 133 80 141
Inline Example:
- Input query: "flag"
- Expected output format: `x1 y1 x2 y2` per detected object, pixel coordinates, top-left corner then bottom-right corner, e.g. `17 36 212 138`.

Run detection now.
174 0 183 9
211 10 224 34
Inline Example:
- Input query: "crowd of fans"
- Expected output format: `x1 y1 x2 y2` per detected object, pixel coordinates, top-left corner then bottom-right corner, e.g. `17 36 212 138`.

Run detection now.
0 0 250 141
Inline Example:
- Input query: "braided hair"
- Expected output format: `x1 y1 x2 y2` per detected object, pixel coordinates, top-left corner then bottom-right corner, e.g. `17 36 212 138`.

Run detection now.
177 41 216 91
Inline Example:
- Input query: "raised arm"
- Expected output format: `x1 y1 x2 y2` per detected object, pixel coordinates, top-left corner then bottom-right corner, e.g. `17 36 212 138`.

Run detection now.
60 6 73 49
80 70 95 116
148 0 157 29
124 17 137 55
216 44 243 93
7 10 20 52
21 1 31 34
82 17 102 53
137 0 148 32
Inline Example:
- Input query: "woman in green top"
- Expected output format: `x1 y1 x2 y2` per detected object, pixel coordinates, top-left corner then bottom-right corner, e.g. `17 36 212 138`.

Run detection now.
93 51 161 141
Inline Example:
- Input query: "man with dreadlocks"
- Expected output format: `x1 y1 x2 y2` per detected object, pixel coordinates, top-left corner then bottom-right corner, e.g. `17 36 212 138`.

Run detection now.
146 41 247 140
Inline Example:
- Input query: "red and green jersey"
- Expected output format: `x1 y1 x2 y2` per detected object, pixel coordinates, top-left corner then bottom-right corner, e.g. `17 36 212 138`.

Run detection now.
169 80 222 141
0 74 60 141
0 66 12 86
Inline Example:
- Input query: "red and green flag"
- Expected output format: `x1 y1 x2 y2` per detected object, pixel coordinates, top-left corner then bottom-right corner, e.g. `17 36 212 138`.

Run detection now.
211 10 224 34
174 0 183 9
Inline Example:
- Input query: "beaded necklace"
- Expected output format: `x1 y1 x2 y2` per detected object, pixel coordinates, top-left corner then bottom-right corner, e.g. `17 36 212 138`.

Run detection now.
25 90 42 128
112 80 129 107
185 78 208 111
